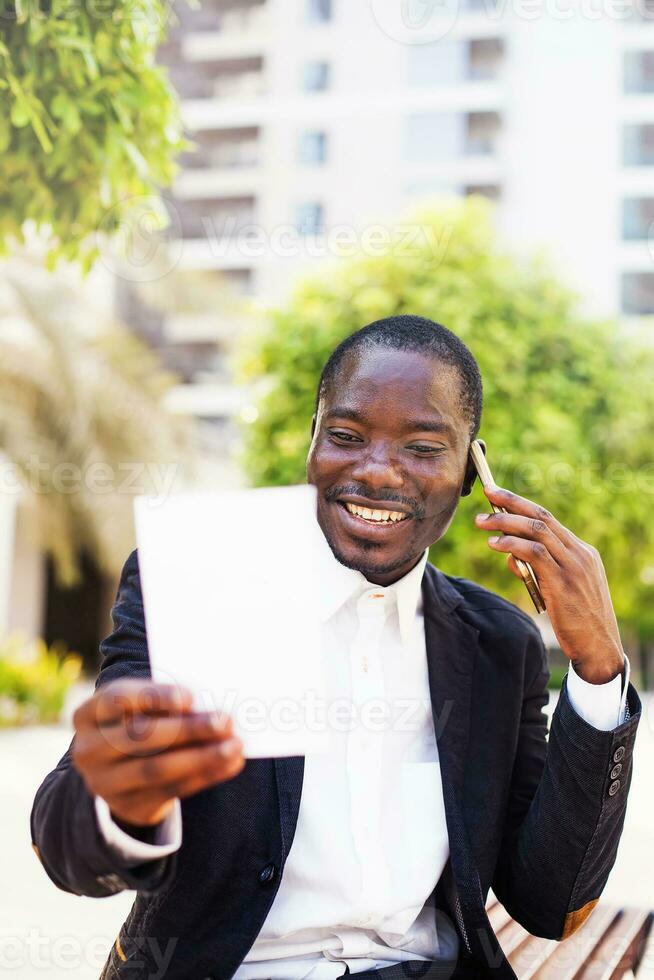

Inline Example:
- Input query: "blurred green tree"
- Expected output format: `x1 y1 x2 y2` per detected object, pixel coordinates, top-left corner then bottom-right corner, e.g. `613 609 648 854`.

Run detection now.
0 256 193 584
0 0 184 271
239 197 654 650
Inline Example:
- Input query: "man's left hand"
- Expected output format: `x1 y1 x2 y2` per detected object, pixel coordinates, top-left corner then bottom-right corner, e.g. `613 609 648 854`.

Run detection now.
474 484 625 685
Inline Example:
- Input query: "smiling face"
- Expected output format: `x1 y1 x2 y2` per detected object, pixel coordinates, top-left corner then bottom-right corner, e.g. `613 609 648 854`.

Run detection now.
306 345 480 585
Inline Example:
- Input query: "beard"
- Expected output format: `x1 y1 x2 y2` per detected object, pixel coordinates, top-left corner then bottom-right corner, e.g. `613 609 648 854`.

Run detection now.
322 531 422 580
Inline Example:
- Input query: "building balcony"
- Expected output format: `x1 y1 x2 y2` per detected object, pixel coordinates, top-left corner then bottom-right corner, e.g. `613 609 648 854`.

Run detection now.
182 98 266 131
621 95 654 122
408 37 504 87
174 239 264 271
164 381 248 419
403 81 504 114
621 269 654 315
621 22 654 47
180 127 260 170
403 156 502 185
180 85 504 135
165 311 252 344
182 28 268 63
174 197 258 242
173 167 262 200
617 241 654 270
166 57 265 102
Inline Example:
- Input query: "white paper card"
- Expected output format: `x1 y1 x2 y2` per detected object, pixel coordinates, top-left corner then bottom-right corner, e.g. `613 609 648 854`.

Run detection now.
134 484 328 757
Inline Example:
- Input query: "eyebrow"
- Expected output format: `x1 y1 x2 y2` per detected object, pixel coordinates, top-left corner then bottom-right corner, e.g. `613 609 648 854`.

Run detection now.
326 407 456 438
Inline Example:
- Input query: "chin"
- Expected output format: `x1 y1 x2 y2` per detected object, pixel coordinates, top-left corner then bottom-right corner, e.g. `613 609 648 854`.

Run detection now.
323 532 419 579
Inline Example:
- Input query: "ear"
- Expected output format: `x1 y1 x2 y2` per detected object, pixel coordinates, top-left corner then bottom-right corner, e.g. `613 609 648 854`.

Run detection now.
310 413 317 438
461 438 486 497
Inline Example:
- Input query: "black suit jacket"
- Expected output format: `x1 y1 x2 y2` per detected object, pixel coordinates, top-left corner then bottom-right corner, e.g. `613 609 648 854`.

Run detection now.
31 550 641 980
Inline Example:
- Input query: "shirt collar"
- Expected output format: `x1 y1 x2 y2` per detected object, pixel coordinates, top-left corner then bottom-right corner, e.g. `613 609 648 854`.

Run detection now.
315 526 429 649
392 548 429 648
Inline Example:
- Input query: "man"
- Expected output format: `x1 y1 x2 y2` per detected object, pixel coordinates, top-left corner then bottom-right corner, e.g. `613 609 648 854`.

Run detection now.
31 315 641 980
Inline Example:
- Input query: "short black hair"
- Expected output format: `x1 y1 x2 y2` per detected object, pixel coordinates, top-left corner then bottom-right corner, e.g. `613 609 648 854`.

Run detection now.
315 314 483 440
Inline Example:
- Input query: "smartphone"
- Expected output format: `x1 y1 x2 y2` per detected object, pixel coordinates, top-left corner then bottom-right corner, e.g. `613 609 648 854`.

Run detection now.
469 440 546 614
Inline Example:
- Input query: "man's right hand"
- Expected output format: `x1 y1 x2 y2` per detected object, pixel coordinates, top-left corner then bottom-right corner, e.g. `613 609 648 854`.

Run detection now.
72 679 245 829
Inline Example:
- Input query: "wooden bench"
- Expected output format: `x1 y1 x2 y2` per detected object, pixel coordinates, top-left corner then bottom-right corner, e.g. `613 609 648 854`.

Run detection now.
486 897 653 979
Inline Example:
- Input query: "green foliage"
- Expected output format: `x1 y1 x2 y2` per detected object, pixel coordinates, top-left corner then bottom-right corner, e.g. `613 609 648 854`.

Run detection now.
547 664 568 691
0 633 81 726
0 0 186 270
238 197 654 637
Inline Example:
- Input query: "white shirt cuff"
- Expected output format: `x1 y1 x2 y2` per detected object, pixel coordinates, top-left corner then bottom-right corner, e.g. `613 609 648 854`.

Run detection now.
94 796 182 864
566 654 630 731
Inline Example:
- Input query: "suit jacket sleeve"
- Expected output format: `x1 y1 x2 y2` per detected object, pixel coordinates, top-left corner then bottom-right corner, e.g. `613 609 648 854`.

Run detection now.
491 623 641 941
30 549 178 898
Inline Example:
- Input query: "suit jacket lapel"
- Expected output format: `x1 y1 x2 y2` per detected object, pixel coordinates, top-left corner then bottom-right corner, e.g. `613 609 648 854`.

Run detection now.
274 756 304 864
423 564 489 925
422 563 479 811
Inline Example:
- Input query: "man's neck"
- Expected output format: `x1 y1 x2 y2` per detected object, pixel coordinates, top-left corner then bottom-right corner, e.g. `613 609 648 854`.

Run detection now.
357 551 426 587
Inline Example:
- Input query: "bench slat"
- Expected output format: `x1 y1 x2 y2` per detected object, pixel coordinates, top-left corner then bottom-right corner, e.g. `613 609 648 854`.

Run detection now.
530 905 619 980
496 917 532 957
487 902 512 934
488 898 651 979
578 908 650 980
508 935 557 979
635 919 654 979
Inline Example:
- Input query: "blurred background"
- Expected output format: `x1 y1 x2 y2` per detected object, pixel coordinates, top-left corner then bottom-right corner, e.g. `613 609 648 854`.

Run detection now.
1 0 654 976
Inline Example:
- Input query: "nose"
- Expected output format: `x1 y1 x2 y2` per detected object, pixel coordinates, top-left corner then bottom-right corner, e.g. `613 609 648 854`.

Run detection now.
350 441 404 491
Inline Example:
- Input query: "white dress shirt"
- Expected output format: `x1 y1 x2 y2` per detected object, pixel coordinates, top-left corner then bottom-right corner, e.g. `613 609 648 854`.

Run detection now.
96 546 630 979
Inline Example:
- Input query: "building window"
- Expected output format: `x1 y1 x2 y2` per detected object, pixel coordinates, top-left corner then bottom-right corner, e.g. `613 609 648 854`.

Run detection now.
622 272 654 315
404 178 457 197
407 41 462 86
306 0 332 23
624 124 654 166
219 268 253 297
467 38 504 81
303 60 330 92
296 202 325 235
465 112 501 156
298 130 327 165
464 184 501 201
405 112 463 162
624 51 654 94
408 39 503 86
623 198 654 239
629 0 654 20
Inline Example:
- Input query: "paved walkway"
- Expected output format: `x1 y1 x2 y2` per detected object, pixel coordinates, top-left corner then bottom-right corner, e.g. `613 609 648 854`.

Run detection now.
2 694 653 979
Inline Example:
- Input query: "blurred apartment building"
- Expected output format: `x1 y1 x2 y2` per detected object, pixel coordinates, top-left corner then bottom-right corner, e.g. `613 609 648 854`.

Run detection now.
115 0 654 442
4 0 654 665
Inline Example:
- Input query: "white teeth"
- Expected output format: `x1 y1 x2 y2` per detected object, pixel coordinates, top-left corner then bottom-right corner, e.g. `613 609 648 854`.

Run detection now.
344 503 408 524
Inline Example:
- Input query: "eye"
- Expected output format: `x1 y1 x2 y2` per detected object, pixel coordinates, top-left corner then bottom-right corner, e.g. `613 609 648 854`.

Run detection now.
328 429 362 444
407 444 446 456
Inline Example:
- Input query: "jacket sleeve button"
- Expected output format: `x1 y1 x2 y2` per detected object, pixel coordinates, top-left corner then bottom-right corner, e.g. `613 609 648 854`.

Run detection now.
608 779 621 796
258 863 277 885
613 746 626 763
610 763 623 779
